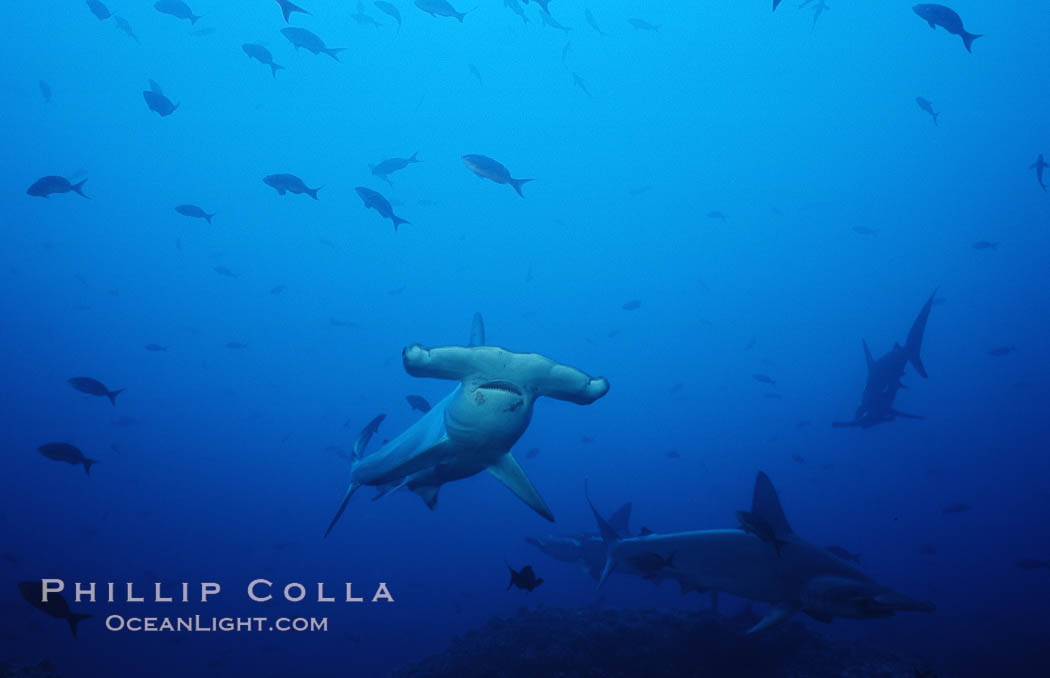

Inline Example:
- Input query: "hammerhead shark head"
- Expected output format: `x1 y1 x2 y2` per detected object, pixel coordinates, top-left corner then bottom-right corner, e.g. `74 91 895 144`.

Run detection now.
833 291 937 428
527 502 632 580
325 314 609 536
587 473 935 632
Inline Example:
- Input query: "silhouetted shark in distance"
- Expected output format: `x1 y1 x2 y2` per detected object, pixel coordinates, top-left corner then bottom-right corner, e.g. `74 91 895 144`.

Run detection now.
833 291 937 428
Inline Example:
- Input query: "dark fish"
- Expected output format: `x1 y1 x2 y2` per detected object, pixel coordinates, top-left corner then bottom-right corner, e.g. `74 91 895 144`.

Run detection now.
37 443 98 475
585 8 606 36
1030 154 1048 191
796 419 812 428
664 450 680 459
987 346 1015 357
112 415 137 427
462 154 531 197
264 173 320 199
628 18 659 31
581 435 594 444
916 97 939 125
707 211 728 221
213 266 236 277
627 551 675 576
243 43 285 78
1016 559 1050 570
415 0 467 22
504 0 528 24
506 563 543 592
27 176 89 199
143 80 178 116
1 552 18 564
18 582 92 637
68 377 124 405
281 28 344 60
791 453 805 464
388 285 406 295
145 344 167 352
86 0 111 20
276 0 310 23
113 15 139 42
736 510 789 557
270 284 286 295
622 299 641 311
942 502 971 514
669 382 683 393
537 10 571 33
853 226 878 236
765 393 783 400
920 543 937 556
369 152 421 183
752 373 775 386
406 395 431 413
825 546 862 565
175 204 215 223
374 1 402 32
468 63 484 86
355 187 410 231
331 317 361 329
525 447 540 459
191 27 215 37
571 72 590 97
972 240 997 250
912 4 982 52
351 1 381 26
744 336 756 350
154 0 201 23
38 80 51 103
225 342 247 349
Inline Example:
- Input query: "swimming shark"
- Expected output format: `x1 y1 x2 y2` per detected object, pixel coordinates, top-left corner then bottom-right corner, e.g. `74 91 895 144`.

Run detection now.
325 315 609 536
527 502 632 580
587 472 935 632
833 291 936 428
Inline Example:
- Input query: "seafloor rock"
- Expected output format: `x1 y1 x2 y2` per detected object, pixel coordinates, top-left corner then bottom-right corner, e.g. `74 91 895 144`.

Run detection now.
0 661 62 678
394 607 938 678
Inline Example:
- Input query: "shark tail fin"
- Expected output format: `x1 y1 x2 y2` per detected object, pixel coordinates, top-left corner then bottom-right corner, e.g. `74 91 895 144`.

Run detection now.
751 472 794 537
67 612 92 637
106 388 125 406
962 32 982 53
307 185 322 200
585 480 620 587
270 63 285 78
393 216 410 231
862 339 874 373
324 483 360 537
83 459 98 475
469 312 486 346
906 290 938 379
607 502 632 537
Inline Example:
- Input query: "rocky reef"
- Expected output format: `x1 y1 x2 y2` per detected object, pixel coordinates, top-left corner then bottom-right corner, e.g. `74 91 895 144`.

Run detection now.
394 606 939 678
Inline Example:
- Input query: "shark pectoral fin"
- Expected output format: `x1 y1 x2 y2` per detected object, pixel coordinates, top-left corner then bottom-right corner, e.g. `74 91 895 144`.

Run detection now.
804 609 834 624
372 479 408 500
747 602 799 633
487 452 554 522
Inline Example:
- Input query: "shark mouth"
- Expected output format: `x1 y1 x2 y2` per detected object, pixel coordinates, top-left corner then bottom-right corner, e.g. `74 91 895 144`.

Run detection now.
477 381 523 396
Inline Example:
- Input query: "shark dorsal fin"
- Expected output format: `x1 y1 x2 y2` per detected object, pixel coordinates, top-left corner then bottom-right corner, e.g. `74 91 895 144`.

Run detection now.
469 312 485 347
862 339 874 372
607 502 632 537
751 472 794 537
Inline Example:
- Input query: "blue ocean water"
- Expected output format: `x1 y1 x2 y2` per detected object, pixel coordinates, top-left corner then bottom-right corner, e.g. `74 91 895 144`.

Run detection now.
2 1 1049 676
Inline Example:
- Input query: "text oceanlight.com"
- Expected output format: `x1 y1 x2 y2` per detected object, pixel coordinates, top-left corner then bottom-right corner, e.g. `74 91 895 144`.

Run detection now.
106 615 329 633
